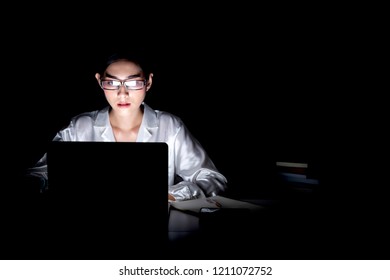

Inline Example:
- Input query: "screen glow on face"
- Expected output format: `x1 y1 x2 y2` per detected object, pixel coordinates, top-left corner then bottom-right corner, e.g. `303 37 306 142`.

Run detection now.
101 79 146 90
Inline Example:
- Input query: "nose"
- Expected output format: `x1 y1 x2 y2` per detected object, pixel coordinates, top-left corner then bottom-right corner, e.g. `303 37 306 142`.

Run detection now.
117 84 129 96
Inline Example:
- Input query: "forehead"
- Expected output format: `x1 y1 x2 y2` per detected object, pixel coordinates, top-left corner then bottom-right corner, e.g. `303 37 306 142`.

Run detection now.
105 60 143 77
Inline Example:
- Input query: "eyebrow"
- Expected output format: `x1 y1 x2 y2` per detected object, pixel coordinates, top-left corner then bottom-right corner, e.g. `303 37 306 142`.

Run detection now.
104 73 142 79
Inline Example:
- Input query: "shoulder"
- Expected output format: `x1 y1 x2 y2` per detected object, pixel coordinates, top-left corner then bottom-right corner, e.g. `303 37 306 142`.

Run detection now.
69 107 109 127
144 103 184 128
156 110 184 127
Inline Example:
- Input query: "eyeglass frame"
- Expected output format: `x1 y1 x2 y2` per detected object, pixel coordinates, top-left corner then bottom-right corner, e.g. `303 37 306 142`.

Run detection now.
99 78 147 91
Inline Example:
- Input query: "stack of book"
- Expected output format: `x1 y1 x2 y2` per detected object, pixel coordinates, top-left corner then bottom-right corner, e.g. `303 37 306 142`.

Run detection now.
276 161 319 193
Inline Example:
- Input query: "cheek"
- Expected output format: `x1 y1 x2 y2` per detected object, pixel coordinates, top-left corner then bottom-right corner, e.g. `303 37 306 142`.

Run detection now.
104 92 116 103
133 92 147 102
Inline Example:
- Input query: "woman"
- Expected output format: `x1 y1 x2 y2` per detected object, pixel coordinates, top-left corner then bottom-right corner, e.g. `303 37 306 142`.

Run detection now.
27 51 228 201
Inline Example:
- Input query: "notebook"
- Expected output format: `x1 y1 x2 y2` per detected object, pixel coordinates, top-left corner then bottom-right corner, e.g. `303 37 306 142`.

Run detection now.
44 141 169 259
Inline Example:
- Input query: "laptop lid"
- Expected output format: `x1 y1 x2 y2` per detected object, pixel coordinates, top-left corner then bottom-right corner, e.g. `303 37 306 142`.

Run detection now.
45 141 169 259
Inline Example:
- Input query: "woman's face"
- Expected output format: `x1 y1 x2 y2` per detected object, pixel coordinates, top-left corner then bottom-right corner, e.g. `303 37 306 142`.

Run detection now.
96 59 152 115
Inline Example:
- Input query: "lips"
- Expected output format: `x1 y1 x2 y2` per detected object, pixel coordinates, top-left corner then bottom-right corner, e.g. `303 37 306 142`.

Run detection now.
117 102 130 107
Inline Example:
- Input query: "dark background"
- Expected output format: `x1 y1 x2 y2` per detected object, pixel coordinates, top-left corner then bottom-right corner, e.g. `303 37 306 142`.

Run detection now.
7 20 328 189
1 6 388 260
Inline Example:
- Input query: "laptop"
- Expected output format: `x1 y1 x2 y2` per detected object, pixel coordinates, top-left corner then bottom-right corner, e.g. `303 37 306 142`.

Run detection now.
44 141 169 259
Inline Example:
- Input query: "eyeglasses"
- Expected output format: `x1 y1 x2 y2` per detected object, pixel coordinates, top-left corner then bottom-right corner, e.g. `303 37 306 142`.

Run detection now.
100 79 147 90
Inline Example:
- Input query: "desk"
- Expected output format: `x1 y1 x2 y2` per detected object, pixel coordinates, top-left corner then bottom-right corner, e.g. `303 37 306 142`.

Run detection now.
166 195 332 260
2 183 325 260
10 176 387 260
166 198 278 259
167 198 276 242
168 207 200 242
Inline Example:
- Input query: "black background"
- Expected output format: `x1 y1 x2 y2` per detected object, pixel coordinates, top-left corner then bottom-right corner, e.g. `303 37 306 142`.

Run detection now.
7 16 328 189
1 6 388 260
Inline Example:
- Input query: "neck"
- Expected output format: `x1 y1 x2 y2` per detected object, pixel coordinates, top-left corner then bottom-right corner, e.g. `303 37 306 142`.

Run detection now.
109 108 143 131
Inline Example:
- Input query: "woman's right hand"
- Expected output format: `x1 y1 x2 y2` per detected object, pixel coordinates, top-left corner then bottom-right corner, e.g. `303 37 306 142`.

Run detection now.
168 193 176 201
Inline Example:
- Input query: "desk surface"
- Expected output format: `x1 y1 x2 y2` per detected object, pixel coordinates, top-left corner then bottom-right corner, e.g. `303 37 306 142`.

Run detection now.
165 194 337 260
6 176 389 260
4 180 362 260
166 198 276 258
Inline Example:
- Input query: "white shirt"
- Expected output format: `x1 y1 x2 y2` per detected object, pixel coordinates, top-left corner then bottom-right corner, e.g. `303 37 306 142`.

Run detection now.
27 103 228 201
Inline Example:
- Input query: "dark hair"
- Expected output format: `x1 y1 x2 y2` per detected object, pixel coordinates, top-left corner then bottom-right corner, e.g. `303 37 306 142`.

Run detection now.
97 49 154 77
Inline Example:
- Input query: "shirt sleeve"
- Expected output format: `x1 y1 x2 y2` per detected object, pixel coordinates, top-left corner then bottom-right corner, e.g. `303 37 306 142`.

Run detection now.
24 122 70 190
168 122 228 201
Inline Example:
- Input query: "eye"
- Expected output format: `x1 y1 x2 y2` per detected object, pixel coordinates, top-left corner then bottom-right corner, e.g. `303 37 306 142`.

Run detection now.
134 80 146 87
124 80 138 87
107 80 121 86
123 80 146 90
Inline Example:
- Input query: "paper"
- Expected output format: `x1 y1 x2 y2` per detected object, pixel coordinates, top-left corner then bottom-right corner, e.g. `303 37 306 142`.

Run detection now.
169 195 263 214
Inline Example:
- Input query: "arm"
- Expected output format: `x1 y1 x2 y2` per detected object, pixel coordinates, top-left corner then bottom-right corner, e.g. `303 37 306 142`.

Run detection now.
25 124 72 192
168 122 228 201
